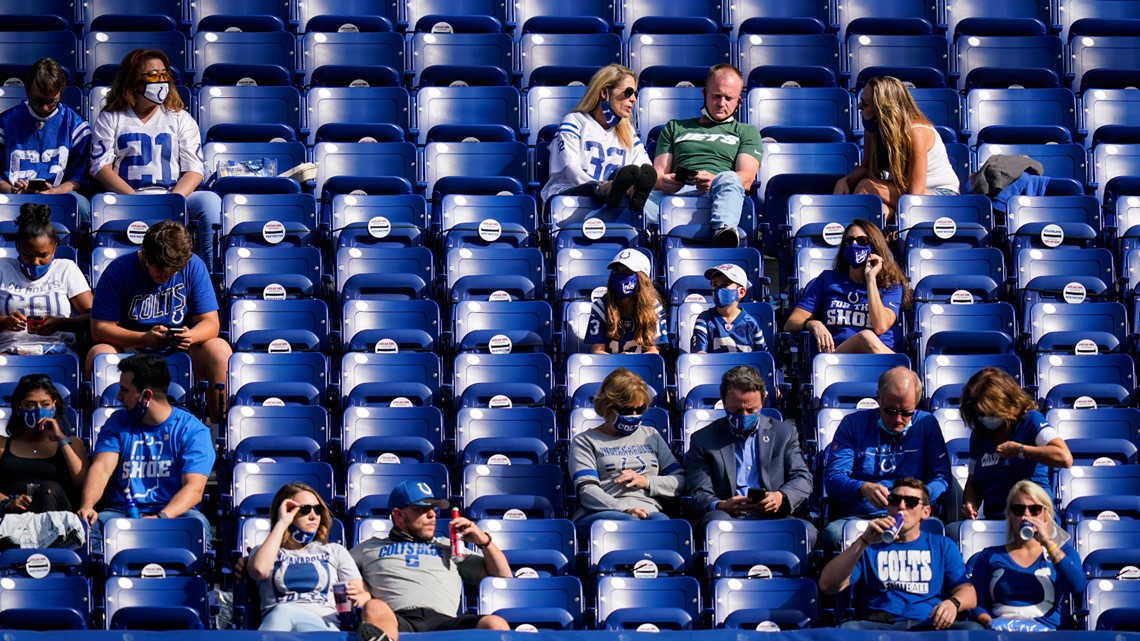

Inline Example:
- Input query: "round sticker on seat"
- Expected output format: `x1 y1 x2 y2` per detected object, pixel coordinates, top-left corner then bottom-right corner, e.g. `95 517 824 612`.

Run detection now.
1096 510 1120 521
933 217 957 239
1075 339 1099 355
263 284 286 300
856 398 879 409
262 220 286 244
1073 396 1098 409
747 564 773 579
1093 456 1117 466
479 219 502 242
488 290 511 302
684 293 706 303
1041 224 1064 248
1119 566 1140 580
377 453 401 464
632 559 658 578
636 624 660 633
503 508 527 520
268 339 292 354
756 622 781 632
1063 282 1087 304
24 553 50 579
487 454 511 465
375 338 398 354
591 286 608 301
822 222 845 246
127 221 149 244
514 567 539 579
263 397 285 407
368 216 391 238
141 563 166 579
488 334 513 354
950 290 973 304
713 400 724 410
488 394 513 409
390 397 413 408
515 624 539 632
583 218 606 239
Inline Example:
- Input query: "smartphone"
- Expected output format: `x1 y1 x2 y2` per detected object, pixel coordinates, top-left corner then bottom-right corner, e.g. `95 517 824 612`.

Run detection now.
674 166 697 182
25 315 45 331
747 488 768 502
26 179 48 192
167 326 186 337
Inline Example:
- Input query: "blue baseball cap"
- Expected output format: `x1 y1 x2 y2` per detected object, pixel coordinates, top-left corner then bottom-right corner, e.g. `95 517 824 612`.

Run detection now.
389 480 449 510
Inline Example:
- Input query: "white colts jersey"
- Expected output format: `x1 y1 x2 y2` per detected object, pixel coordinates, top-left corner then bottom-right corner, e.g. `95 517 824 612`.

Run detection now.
90 107 205 191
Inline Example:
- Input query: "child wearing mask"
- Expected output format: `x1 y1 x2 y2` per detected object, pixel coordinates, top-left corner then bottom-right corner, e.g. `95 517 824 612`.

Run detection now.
691 263 766 353
584 249 668 354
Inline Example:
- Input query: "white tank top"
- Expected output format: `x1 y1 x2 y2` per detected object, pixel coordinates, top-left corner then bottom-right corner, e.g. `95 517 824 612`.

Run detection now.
915 124 960 192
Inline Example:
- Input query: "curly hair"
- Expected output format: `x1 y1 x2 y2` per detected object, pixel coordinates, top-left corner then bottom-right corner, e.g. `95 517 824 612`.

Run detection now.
103 48 184 114
861 76 931 194
960 366 1037 434
270 482 331 546
832 218 912 310
141 220 193 271
573 64 638 152
603 271 662 350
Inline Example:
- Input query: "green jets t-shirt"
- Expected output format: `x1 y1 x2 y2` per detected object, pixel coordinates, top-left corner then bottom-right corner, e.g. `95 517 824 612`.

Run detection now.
655 118 763 174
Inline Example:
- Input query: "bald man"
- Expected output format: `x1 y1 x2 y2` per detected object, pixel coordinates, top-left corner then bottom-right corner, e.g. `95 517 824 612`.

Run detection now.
821 367 951 552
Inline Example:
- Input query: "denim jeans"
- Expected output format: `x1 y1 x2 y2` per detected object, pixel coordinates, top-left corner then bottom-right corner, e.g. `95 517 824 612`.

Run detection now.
259 604 341 632
841 618 984 631
642 171 745 230
186 191 222 270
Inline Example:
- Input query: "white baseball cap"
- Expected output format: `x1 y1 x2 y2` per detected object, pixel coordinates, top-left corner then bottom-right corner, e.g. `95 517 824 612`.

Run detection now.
608 249 652 276
704 263 750 288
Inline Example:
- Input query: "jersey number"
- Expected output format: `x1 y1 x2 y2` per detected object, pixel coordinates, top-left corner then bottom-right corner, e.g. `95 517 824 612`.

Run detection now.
583 141 626 182
117 132 173 188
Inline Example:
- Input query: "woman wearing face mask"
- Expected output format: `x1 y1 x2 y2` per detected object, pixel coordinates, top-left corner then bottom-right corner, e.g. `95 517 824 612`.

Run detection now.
834 76 960 223
959 368 1072 523
568 368 684 544
541 64 657 211
584 249 667 354
248 482 371 632
89 48 221 269
783 219 909 354
0 373 88 515
969 480 1085 631
0 203 92 355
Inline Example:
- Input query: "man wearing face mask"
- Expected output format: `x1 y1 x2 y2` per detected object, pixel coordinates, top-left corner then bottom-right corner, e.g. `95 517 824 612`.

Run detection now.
684 366 815 547
821 367 951 553
691 263 766 353
643 64 762 248
78 353 215 553
569 368 685 545
0 58 91 222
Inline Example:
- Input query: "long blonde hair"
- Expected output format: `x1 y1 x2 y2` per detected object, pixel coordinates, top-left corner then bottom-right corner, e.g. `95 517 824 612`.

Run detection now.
573 64 637 152
604 271 662 350
861 76 930 194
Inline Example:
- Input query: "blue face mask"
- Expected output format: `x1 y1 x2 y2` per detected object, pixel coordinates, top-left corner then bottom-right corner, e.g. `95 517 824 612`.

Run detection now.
843 242 870 267
20 406 54 429
862 116 880 134
878 417 912 437
289 523 316 545
613 412 643 436
609 272 638 299
18 258 50 281
126 397 149 425
713 286 739 309
727 411 759 438
599 98 620 128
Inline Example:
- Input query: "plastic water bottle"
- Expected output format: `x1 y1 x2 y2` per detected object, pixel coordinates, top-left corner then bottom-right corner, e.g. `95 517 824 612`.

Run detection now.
124 493 140 519
880 513 904 544
449 508 464 558
1018 519 1035 542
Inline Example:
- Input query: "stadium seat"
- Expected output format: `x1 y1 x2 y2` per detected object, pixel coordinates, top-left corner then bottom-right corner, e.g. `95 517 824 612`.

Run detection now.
747 87 853 142
340 352 442 408
92 193 187 249
341 299 440 353
0 576 89 630
405 0 510 30
588 518 693 576
408 28 512 88
977 142 1088 190
220 193 317 250
515 0 615 33
191 30 296 86
945 0 1050 40
188 0 292 31
227 352 329 408
1005 194 1100 253
1086 578 1140 631
703 518 813 578
0 353 81 408
755 142 859 237
452 353 553 408
524 86 587 146
222 246 322 300
965 88 1078 150
423 141 528 200
452 300 552 354
91 352 192 408
569 406 671 444
1093 142 1140 209
226 404 329 464
845 32 949 92
0 31 79 79
455 406 555 465
659 196 758 251
437 194 537 250
518 30 621 89
1025 301 1127 355
635 86 705 145
595 575 701 630
479 518 577 577
83 29 187 86
1059 0 1140 42
301 30 404 88
228 461 335 515
228 299 329 353
306 86 411 147
897 193 994 251
0 193 79 247
341 405 444 465
620 0 721 39
1057 464 1140 512
907 247 1006 304
627 19 731 79
330 193 428 250
345 461 448 518
1015 247 1114 312
913 301 1016 358
1036 353 1135 409
923 353 1022 409
444 247 544 302
1048 407 1140 451
104 576 209 630
336 246 435 302
296 0 399 32
462 463 564 519
713 577 818 630
415 86 522 146
565 353 667 410
786 193 882 270
954 33 1065 91
102 518 207 577
736 23 841 88
313 141 418 198
808 353 910 411
479 576 584 630
665 247 763 304
555 247 652 302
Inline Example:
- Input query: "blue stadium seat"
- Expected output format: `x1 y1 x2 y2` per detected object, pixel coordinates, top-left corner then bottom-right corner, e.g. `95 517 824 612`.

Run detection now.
221 193 317 250
559 301 595 355
1059 0 1140 42
405 0 509 29
728 0 830 37
923 353 1022 409
0 193 79 247
408 28 512 88
104 576 209 630
455 406 555 465
595 575 701 630
91 352 192 408
1058 464 1140 512
445 247 544 302
945 0 1050 40
519 30 621 89
516 0 615 33
909 87 964 140
341 299 440 353
1036 353 1135 409
228 461 334 515
1048 407 1140 451
658 194 758 251
83 29 187 86
479 518 577 577
462 463 564 518
1069 33 1140 93
453 352 553 408
306 86 411 147
953 33 1065 91
1005 195 1100 253
341 405 444 465
0 0 75 28
479 576 584 629
296 0 399 32
1014 247 1114 310
0 549 83 578
330 193 427 249
976 142 1088 190
1026 301 1127 355
565 353 667 410
913 301 1016 358
675 300 776 354
635 86 705 144
202 140 306 186
437 194 536 250
226 404 329 464
736 23 840 88
336 246 434 302
415 86 521 146
1086 578 1140 631
82 0 183 30
809 353 909 410
588 518 693 576
228 299 329 352
1092 142 1140 209
755 142 860 233
1089 89 1140 158
620 0 721 38
341 352 442 408
92 193 186 249
677 352 780 411
957 519 1007 564
423 141 528 200
845 32 949 91
0 576 89 630
0 353 79 407
786 194 883 269
0 31 79 79
713 577 818 630
345 461 448 518
665 247 763 304
965 87 1078 149
191 30 295 86
227 352 329 408
704 518 813 579
452 300 552 354
627 20 730 78
102 518 207 577
188 0 292 31
907 247 1006 304
787 246 838 304
837 0 940 40
524 86 587 145
197 85 302 142
301 30 404 88
222 246 322 299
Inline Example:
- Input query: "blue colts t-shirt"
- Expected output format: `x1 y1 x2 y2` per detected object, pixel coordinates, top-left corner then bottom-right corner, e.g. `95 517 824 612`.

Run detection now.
850 531 970 621
969 411 1061 519
91 251 218 331
796 270 902 349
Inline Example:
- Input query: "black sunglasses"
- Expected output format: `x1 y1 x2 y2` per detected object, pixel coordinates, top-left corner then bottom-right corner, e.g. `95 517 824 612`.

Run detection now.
1009 504 1044 517
615 404 647 415
611 86 637 100
843 235 871 246
887 494 923 509
296 504 325 516
881 407 916 418
858 99 870 108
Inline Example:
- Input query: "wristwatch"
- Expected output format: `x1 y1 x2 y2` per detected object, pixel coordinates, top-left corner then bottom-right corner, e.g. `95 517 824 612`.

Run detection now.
948 596 962 611
1017 444 1026 459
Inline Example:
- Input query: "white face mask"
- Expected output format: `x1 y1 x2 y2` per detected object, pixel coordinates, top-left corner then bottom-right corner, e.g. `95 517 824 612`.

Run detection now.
143 82 169 105
978 416 1004 430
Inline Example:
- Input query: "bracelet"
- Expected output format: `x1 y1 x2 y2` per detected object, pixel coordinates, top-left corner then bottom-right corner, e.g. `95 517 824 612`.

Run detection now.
1045 541 1059 555
476 533 493 549
58 437 72 447
948 596 962 611
156 511 170 519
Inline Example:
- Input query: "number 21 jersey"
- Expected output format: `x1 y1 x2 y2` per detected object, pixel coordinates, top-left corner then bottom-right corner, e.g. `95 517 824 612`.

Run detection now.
89 107 205 191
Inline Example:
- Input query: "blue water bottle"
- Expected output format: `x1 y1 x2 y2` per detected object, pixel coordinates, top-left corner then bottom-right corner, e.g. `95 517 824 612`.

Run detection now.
124 492 140 519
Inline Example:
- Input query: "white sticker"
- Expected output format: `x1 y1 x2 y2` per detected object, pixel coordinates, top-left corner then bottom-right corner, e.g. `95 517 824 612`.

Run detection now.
503 508 527 520
591 286 608 301
514 567 539 579
263 283 286 300
632 559 658 579
488 394 513 409
713 400 724 410
636 623 660 633
756 622 781 632
262 397 285 407
583 218 606 239
24 553 50 579
140 563 166 579
822 222 845 246
1118 565 1140 580
478 219 502 242
950 290 974 304
933 217 957 239
267 339 292 354
367 216 391 238
515 624 539 632
684 293 706 303
262 220 286 244
1097 510 1120 521
377 453 401 464
488 334 513 354
375 338 399 354
127 221 149 244
1063 282 1087 303
1075 339 1099 355
487 453 512 465
390 397 413 408
1073 396 1098 409
1093 456 1117 466
856 398 879 409
1041 224 1064 248
747 564 773 579
488 290 512 302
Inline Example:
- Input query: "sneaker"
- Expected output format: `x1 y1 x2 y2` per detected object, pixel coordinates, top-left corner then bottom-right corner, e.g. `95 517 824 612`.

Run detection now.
713 225 740 248
357 622 389 641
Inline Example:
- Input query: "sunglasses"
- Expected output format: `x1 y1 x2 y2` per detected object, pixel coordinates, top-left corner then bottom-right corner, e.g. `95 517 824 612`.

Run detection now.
615 404 647 415
843 235 871 246
27 94 60 108
1009 503 1044 517
858 99 872 109
887 494 923 509
140 70 170 82
296 504 325 516
881 407 916 418
610 86 637 100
